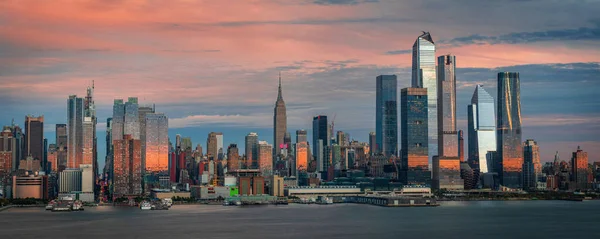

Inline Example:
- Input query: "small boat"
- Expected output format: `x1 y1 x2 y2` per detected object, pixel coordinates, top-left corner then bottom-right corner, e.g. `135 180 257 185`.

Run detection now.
140 201 152 210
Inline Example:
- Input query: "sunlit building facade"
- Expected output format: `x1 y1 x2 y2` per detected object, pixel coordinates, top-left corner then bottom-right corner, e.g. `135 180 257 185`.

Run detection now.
113 135 142 198
376 75 398 157
138 105 155 174
412 32 437 167
258 141 273 176
296 141 308 171
144 113 169 173
68 96 83 169
82 117 94 165
497 72 523 189
571 146 589 190
207 132 223 161
467 85 496 173
227 144 240 171
400 88 430 185
434 55 463 190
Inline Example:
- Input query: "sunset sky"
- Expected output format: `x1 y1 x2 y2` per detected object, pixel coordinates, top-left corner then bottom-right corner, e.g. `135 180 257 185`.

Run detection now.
1 0 599 169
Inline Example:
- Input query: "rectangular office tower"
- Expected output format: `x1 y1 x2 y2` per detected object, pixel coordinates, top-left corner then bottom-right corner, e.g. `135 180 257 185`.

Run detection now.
497 72 523 189
376 75 398 157
24 115 44 162
67 96 84 169
434 55 463 190
312 115 329 171
113 135 142 198
245 132 259 169
144 113 169 173
467 85 496 173
412 32 437 168
400 88 430 186
522 139 540 191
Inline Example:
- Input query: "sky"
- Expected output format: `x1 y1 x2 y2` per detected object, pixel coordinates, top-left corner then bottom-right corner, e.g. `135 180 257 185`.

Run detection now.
1 0 599 170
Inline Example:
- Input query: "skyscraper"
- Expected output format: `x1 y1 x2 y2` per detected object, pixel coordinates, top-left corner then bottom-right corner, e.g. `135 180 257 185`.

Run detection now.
368 132 376 155
467 85 496 173
400 88 430 185
258 141 273 176
245 132 259 169
273 73 287 158
412 32 437 167
68 96 83 169
227 144 239 171
144 113 168 173
434 55 463 190
24 115 44 161
571 146 589 190
138 105 155 174
296 142 308 172
207 132 223 160
497 72 523 189
376 75 398 157
113 135 142 198
112 97 140 141
82 117 94 165
522 139 540 191
55 124 67 169
296 130 307 144
312 115 329 171
0 129 16 175
83 83 97 191
104 118 112 179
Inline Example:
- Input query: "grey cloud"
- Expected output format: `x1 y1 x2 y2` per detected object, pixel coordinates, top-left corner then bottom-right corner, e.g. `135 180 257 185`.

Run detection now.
385 49 411 55
442 27 600 46
313 0 379 5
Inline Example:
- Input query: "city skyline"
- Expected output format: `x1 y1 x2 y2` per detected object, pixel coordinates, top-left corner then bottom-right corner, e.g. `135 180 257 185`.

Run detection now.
1 1 599 171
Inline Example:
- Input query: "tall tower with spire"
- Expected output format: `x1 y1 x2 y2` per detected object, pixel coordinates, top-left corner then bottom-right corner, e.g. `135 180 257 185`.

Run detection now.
273 73 287 159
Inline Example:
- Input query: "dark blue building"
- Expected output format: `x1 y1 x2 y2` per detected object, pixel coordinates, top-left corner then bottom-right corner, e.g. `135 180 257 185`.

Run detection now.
376 75 398 157
400 88 430 185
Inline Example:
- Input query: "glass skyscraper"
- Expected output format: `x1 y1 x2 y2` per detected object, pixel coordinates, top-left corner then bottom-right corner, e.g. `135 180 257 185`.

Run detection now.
467 85 496 173
522 139 540 191
67 95 83 169
400 88 430 185
435 55 463 190
376 75 398 157
312 115 329 171
145 113 168 173
245 132 259 169
497 72 523 189
411 32 437 166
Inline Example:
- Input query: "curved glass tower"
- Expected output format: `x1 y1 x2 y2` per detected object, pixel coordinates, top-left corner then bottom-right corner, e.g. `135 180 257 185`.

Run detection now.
497 72 523 189
412 32 437 166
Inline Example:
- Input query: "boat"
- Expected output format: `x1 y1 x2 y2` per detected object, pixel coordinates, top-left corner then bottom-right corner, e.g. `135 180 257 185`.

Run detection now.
140 201 152 210
316 196 333 205
161 198 173 208
51 201 72 212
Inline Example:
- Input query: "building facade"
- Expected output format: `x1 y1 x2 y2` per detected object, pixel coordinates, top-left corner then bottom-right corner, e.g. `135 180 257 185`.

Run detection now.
497 72 523 189
113 135 142 198
138 105 155 174
258 141 273 176
400 88 430 185
227 144 240 171
376 75 398 157
522 139 540 191
312 115 329 171
571 146 589 190
24 115 44 161
245 132 259 169
144 113 169 173
55 124 68 169
273 74 287 158
467 85 496 173
412 32 437 168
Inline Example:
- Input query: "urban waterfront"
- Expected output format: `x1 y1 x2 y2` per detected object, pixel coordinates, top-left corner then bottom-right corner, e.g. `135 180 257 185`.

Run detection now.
2 201 600 239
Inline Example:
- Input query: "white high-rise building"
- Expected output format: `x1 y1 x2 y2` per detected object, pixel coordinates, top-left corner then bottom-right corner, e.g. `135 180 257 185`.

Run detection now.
467 85 496 173
412 31 437 167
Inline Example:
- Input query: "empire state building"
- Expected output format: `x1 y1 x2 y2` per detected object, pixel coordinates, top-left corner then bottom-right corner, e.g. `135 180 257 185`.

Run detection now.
273 73 287 158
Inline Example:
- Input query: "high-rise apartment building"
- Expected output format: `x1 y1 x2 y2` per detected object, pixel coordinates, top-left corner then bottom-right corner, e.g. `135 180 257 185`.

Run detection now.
245 132 259 169
400 88 430 185
467 85 496 173
24 115 44 161
434 55 463 190
497 72 523 189
571 146 589 190
412 32 437 167
376 75 398 157
522 139 540 191
82 117 94 165
258 141 273 176
138 105 155 174
227 144 239 171
312 115 329 171
273 74 287 158
113 135 142 198
145 113 169 173
0 129 16 175
296 141 308 172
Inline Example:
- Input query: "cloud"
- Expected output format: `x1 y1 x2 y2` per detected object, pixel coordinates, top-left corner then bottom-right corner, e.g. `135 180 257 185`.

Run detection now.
442 27 600 47
385 49 411 55
312 0 379 5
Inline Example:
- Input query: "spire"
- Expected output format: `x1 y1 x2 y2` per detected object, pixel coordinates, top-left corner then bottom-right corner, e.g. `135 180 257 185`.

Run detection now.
277 72 283 101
